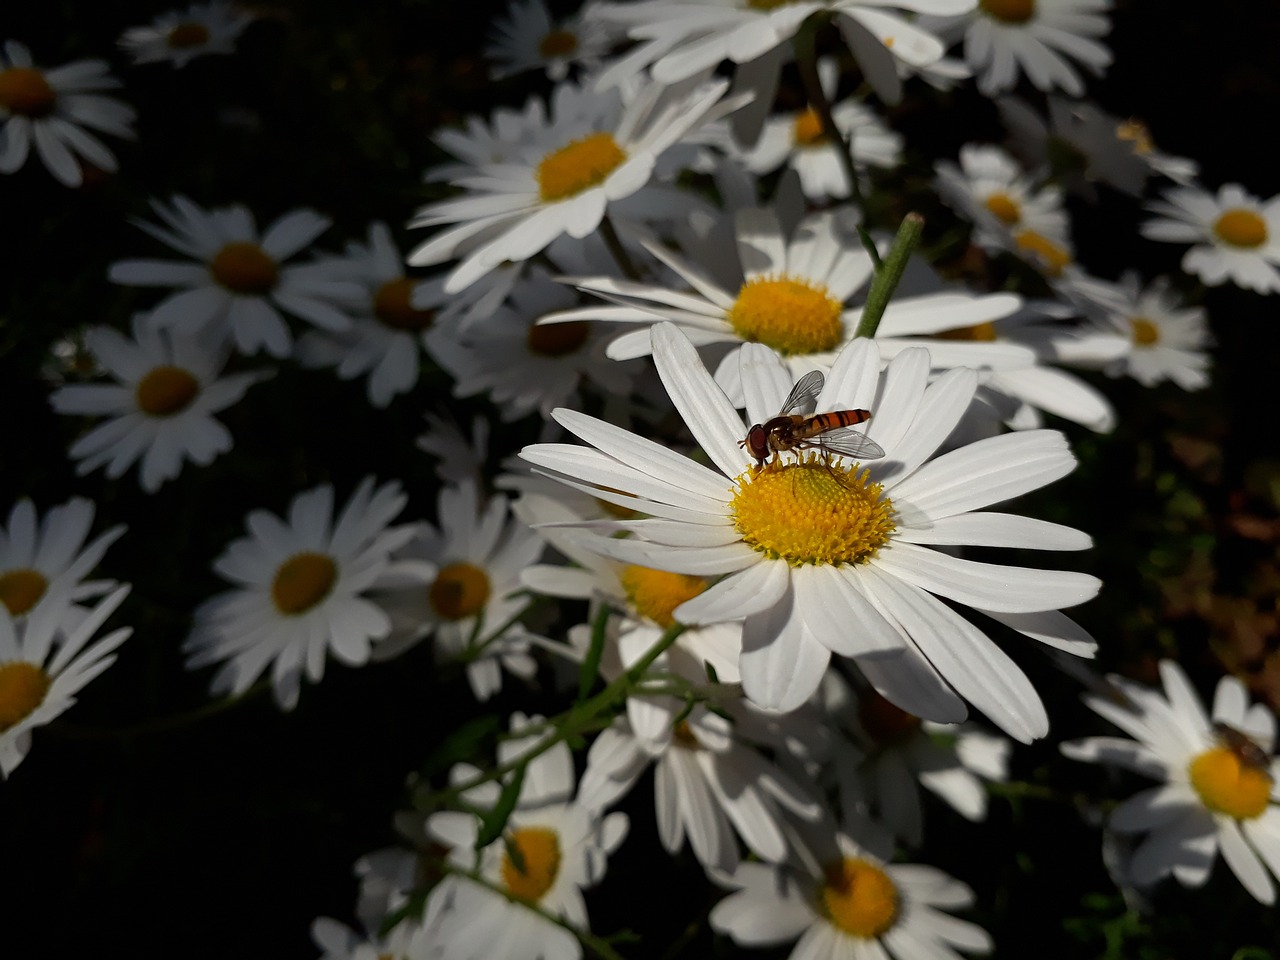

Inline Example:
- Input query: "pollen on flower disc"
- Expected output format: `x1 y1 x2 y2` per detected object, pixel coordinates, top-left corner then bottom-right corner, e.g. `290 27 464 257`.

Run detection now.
272 552 338 615
728 274 844 355
820 858 900 939
429 562 491 620
1129 316 1160 346
0 67 56 118
536 132 627 203
1188 745 1272 820
135 365 200 416
1213 209 1268 249
210 241 280 294
0 568 49 616
983 192 1022 226
793 108 827 147
0 661 50 732
375 277 435 331
619 565 707 629
501 826 562 902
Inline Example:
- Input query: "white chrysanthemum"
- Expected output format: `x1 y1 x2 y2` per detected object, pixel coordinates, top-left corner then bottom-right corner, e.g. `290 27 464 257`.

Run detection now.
710 832 992 960
935 142 1074 277
0 497 124 628
295 222 442 407
183 477 428 710
1062 660 1280 904
108 195 361 357
1141 183 1280 294
49 315 270 492
921 0 1112 97
371 480 545 702
425 716 628 960
118 2 256 69
521 323 1100 742
0 585 132 777
485 0 612 81
407 76 734 293
0 40 136 187
417 410 490 485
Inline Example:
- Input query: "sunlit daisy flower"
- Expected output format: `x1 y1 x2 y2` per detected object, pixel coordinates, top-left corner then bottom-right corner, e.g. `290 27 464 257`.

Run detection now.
1141 183 1280 294
1061 659 1280 904
118 2 256 69
710 830 992 960
521 323 1100 742
920 0 1112 97
295 222 441 408
1060 271 1211 390
183 477 428 710
108 195 361 358
49 316 270 492
425 715 628 960
0 40 136 188
407 75 734 293
0 497 124 630
485 0 612 81
0 584 132 777
371 480 545 702
416 410 490 486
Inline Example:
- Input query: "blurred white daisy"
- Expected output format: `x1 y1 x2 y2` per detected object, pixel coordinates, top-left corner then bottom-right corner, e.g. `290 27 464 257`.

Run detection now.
521 323 1100 742
0 40 136 187
183 477 428 710
485 0 612 81
0 584 132 778
407 76 734 293
118 2 256 69
710 831 992 960
1062 659 1280 904
1141 183 1280 294
416 410 490 486
108 195 361 357
49 315 271 492
921 0 1112 97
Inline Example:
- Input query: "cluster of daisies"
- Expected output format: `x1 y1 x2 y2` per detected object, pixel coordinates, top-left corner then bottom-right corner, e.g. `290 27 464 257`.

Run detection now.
5 0 1280 958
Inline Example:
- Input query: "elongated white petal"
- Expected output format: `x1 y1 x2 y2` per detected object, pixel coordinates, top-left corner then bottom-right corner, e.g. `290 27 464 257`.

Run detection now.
675 559 788 625
740 584 831 712
895 512 1092 550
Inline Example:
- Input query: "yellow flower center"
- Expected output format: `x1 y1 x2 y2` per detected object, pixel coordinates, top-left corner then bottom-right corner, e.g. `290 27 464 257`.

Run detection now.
793 107 827 148
619 565 708 629
731 457 895 566
527 320 589 357
1213 209 1268 249
167 22 212 49
820 858 900 938
984 191 1022 226
672 719 700 748
1129 316 1159 346
271 552 338 615
935 321 998 342
728 274 844 356
501 826 561 902
858 691 922 746
429 562 491 620
209 241 280 294
747 0 797 8
980 0 1036 23
1188 744 1272 820
0 66 57 118
374 277 435 331
135 365 200 416
1115 119 1154 155
0 568 48 616
536 132 627 203
0 661 51 732
1013 229 1072 277
538 29 580 59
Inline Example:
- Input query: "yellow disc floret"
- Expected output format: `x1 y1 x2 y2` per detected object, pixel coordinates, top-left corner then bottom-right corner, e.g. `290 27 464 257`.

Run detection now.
730 456 895 566
935 320 998 342
793 108 827 147
272 552 338 615
619 565 708 628
980 0 1036 23
0 66 56 118
210 241 280 294
135 365 200 416
1013 229 1072 277
538 29 579 59
1214 209 1268 249
728 274 844 356
0 568 49 616
374 277 435 331
501 826 562 902
167 22 212 49
1129 316 1159 346
429 562 491 621
1188 745 1272 820
820 858 900 938
536 132 627 203
984 192 1022 226
0 661 51 732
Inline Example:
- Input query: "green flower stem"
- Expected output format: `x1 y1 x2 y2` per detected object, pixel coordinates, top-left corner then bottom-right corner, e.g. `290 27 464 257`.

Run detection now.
853 211 924 340
599 213 643 281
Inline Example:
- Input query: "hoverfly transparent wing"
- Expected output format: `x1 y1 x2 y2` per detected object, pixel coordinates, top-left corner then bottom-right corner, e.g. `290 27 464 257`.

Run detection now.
812 427 886 462
779 369 824 416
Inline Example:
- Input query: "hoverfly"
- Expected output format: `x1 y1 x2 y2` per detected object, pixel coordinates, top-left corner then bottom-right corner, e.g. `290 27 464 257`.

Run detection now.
740 369 886 468
1213 721 1274 776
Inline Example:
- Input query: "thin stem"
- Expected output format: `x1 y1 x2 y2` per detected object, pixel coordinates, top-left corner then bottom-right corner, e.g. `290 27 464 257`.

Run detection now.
598 213 643 281
49 679 272 739
854 212 924 340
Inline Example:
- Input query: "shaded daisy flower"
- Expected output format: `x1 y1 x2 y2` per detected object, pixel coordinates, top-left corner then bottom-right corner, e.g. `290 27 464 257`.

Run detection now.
0 40 136 187
50 315 270 492
108 195 361 357
521 323 1100 742
0 584 132 777
1141 183 1280 294
1062 660 1280 904
183 477 429 710
485 0 612 81
118 1 256 69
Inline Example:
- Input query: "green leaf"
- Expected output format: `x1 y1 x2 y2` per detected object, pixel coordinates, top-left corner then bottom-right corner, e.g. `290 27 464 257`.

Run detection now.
475 763 526 851
420 714 502 781
578 604 610 702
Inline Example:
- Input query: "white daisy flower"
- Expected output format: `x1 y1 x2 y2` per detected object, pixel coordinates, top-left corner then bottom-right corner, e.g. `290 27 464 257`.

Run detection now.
416 410 490 485
1061 659 1280 904
0 497 124 628
710 831 993 960
0 40 136 188
311 915 435 960
118 2 256 69
407 75 734 293
485 0 612 81
521 323 1100 742
183 477 428 710
921 0 1112 97
1141 183 1280 294
49 315 270 492
371 480 545 702
295 222 440 408
108 195 361 358
0 584 132 778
